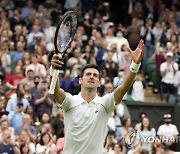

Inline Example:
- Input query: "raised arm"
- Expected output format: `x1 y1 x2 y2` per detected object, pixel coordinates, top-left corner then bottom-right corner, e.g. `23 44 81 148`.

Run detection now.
114 40 144 104
50 54 66 104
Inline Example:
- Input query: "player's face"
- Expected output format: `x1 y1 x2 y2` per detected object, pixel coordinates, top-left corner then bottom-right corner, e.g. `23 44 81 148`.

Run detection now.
80 68 100 89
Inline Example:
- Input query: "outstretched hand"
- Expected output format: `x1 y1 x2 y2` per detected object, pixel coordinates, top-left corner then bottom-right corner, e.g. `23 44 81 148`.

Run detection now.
127 39 144 64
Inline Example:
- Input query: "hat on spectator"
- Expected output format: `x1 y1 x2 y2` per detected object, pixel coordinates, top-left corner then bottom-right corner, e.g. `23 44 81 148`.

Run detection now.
166 52 173 57
164 114 171 119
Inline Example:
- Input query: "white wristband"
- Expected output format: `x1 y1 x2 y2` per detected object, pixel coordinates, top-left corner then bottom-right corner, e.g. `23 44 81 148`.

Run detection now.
50 66 54 76
129 61 141 73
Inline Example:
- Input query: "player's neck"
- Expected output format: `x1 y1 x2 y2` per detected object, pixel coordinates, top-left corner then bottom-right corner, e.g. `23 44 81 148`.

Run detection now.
81 89 97 103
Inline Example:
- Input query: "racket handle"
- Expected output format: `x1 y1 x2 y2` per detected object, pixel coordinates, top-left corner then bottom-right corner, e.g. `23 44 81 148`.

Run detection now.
49 69 60 94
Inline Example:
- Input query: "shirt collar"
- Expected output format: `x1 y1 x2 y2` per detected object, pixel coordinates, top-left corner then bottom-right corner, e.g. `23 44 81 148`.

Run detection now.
78 92 99 104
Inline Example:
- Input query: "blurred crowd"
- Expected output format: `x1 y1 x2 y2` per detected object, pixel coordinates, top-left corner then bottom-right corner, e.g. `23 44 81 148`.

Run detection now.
0 0 180 153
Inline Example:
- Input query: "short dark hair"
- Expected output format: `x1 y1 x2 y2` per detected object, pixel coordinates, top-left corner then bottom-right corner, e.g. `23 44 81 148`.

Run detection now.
81 64 100 80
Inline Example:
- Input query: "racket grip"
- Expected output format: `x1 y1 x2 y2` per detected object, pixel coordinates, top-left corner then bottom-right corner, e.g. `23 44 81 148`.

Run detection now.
49 69 60 94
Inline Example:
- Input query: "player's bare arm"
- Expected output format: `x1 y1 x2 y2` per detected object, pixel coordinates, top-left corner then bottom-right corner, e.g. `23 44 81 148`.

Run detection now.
50 54 66 104
114 39 144 104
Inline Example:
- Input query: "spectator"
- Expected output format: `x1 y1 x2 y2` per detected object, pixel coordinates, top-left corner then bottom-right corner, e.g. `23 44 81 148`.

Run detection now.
126 17 141 50
24 105 39 126
160 52 178 102
43 17 55 44
104 130 117 154
0 129 20 154
0 120 15 143
21 0 36 22
20 143 30 154
34 46 48 66
21 69 35 88
139 117 156 153
6 84 29 112
5 66 25 94
115 117 133 153
25 54 47 78
36 132 56 154
141 17 155 71
27 24 44 52
0 95 8 118
15 114 37 143
8 103 24 129
152 46 166 95
12 41 25 62
131 73 146 102
51 108 64 138
157 114 179 151
34 80 53 118
22 52 31 72
134 112 148 130
16 130 35 154
56 134 65 154
102 50 119 80
0 45 11 74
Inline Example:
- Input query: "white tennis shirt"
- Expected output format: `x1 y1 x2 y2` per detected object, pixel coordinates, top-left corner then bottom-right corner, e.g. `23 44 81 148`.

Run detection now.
61 92 115 154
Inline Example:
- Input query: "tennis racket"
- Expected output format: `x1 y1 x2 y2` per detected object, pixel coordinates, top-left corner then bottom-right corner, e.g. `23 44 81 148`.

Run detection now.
49 11 78 94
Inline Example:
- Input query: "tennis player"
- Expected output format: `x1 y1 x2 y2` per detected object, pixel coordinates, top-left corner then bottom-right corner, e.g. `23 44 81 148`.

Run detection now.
50 39 144 154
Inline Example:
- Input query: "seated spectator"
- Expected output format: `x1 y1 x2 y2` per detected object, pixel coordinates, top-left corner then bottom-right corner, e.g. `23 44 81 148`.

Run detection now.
134 112 148 130
5 65 25 95
104 130 118 154
60 69 74 93
34 80 53 118
0 45 11 74
6 84 29 112
56 132 65 153
27 24 44 52
157 114 179 151
51 108 64 138
113 143 123 154
139 117 156 153
37 113 51 132
0 95 9 118
12 41 24 62
36 132 56 154
21 69 35 88
24 105 39 126
20 143 30 154
16 130 35 154
0 129 20 154
0 120 15 143
15 114 37 143
8 103 24 128
25 54 47 79
115 117 133 153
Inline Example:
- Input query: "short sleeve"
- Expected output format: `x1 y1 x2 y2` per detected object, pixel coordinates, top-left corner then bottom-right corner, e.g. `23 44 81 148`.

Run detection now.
174 63 179 71
173 125 179 136
101 93 115 114
160 63 166 72
61 93 76 112
157 126 163 136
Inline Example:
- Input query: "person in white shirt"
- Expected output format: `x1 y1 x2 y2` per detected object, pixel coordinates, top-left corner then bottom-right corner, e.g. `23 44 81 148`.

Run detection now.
157 114 179 151
160 52 178 102
50 40 144 154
